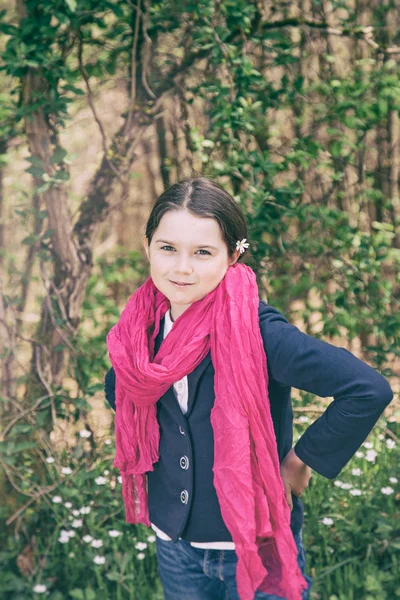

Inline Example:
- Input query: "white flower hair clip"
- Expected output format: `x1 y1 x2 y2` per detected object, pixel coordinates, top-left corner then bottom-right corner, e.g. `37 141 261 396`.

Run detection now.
236 238 250 254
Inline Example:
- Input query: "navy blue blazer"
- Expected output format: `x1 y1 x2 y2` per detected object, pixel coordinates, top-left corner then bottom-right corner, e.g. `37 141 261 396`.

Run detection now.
104 300 393 541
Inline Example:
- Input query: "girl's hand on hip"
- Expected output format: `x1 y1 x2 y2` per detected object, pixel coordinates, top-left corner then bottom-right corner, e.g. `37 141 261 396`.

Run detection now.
280 447 312 509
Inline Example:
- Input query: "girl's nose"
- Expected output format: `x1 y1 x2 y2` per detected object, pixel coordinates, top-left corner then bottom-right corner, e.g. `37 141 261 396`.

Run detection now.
174 255 193 274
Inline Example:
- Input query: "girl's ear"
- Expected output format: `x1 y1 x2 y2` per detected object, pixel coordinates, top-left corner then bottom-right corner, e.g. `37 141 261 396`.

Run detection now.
229 249 241 266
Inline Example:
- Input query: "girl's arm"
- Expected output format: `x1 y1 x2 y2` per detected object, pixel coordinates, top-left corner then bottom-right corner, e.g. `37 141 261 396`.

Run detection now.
104 367 116 411
258 301 394 480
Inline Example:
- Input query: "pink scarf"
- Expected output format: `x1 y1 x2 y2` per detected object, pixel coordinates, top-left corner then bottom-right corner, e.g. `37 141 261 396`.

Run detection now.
106 262 308 600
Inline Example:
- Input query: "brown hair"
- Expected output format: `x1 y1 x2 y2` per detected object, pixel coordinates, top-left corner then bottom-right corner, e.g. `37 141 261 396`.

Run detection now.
145 176 249 261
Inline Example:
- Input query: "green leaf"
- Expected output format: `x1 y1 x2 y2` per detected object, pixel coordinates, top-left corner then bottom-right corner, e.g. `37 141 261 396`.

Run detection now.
21 234 38 245
85 383 105 394
11 423 34 434
84 588 96 600
65 0 77 12
105 572 121 581
26 155 46 168
54 169 70 181
24 60 40 68
50 147 68 164
105 60 116 75
69 590 85 600
26 165 45 178
330 141 342 158
62 84 85 96
42 228 55 240
0 23 19 35
2 441 37 454
49 592 64 600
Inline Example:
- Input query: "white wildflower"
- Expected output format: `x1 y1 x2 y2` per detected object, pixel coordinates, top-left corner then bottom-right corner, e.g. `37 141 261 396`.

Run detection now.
83 535 93 543
363 442 373 449
46 457 55 464
389 477 398 484
68 552 75 558
235 238 250 254
321 517 334 526
341 483 353 490
52 496 62 503
386 439 395 449
72 509 80 516
108 530 121 538
355 451 364 458
62 467 72 475
381 487 394 495
79 429 92 438
351 468 362 476
378 434 384 440
334 481 343 488
71 519 83 528
91 539 103 548
93 556 106 565
137 552 145 560
58 535 70 544
147 535 156 543
64 502 72 509
103 470 110 475
59 530 70 538
365 450 377 462
95 476 107 485
105 439 112 445
349 489 362 496
60 529 72 537
33 584 48 593
135 542 147 551
80 506 91 515
298 416 310 423
117 476 122 484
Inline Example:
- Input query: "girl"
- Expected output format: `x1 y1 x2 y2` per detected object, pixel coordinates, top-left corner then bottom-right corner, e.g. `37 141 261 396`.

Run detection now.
105 176 393 600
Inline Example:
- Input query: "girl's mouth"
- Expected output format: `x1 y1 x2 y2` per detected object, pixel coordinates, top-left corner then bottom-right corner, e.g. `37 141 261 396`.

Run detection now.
170 280 193 287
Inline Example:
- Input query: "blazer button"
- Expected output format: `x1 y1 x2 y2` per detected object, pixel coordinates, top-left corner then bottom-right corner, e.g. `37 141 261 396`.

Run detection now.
179 426 185 435
180 455 189 470
180 490 189 504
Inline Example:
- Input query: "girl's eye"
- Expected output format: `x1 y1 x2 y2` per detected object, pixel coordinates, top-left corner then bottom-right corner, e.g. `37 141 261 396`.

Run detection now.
160 246 211 255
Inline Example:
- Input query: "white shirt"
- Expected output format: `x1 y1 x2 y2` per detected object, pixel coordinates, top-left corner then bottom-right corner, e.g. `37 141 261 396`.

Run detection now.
150 308 235 550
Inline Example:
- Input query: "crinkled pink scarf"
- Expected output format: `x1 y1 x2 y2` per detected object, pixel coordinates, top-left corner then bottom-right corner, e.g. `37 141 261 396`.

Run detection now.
106 262 308 600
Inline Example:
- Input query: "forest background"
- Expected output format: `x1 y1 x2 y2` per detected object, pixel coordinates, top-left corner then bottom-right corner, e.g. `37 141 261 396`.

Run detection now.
0 1 399 599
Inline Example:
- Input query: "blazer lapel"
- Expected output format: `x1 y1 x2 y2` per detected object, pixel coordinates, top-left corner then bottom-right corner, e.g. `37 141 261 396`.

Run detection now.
186 352 211 417
154 317 212 422
154 318 186 425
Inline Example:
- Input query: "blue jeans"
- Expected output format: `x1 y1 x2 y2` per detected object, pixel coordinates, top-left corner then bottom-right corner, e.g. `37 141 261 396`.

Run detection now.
156 529 313 599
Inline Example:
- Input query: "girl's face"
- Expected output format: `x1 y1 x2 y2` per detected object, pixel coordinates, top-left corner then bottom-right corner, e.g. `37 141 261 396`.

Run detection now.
143 209 240 321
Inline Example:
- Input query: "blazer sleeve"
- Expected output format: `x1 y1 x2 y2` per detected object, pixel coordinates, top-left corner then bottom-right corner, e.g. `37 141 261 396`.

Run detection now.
258 301 394 479
104 367 116 411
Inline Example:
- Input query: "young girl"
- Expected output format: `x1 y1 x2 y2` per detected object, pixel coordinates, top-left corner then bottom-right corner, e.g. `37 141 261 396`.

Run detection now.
105 176 393 600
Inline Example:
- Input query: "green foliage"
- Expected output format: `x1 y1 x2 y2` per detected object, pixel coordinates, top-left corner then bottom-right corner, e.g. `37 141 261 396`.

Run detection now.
0 437 163 600
1 419 398 599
